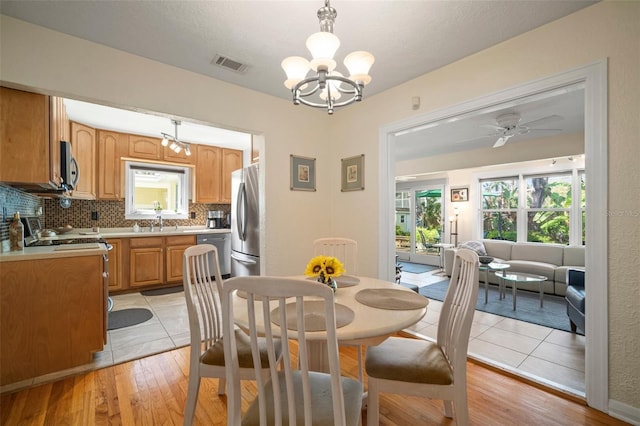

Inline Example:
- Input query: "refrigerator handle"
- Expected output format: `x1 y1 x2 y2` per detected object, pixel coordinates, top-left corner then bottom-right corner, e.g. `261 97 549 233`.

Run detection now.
237 182 247 241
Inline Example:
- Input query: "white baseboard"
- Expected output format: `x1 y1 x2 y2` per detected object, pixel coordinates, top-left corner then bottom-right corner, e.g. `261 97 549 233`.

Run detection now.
609 399 640 425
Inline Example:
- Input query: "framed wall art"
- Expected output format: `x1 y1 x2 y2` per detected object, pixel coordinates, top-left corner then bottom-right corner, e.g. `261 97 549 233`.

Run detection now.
290 155 316 191
451 186 469 202
341 154 365 192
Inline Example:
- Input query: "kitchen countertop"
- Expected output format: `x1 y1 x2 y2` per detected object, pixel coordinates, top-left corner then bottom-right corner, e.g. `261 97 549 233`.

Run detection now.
0 227 230 262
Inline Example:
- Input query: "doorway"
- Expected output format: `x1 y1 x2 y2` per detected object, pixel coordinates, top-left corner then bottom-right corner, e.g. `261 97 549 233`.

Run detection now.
378 62 608 410
395 185 445 265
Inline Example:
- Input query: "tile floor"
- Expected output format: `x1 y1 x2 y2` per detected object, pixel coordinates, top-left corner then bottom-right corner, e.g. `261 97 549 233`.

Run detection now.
1 269 585 399
401 267 586 397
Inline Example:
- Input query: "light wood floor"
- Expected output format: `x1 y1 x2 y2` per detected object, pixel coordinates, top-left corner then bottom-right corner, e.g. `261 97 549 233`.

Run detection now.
0 343 627 426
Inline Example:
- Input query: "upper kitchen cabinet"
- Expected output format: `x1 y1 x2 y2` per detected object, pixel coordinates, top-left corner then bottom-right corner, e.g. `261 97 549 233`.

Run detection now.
128 135 162 160
97 130 128 200
0 87 63 188
49 96 70 183
221 148 243 202
70 121 96 199
196 145 221 203
195 146 243 204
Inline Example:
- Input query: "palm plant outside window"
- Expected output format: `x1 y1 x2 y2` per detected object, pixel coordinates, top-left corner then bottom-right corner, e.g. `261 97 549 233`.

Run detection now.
481 171 585 245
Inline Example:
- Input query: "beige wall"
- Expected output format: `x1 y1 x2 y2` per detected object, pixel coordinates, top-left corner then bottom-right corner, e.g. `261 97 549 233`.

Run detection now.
328 1 639 411
1 0 639 413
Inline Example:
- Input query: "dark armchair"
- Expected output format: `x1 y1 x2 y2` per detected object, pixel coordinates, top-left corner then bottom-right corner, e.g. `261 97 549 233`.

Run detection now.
565 268 585 333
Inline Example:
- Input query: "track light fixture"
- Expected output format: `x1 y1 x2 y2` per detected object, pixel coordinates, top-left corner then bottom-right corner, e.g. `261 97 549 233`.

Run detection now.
161 119 191 156
281 0 374 114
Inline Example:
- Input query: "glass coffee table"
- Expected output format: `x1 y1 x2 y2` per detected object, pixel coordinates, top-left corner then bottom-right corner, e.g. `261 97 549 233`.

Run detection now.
479 262 510 303
494 271 548 310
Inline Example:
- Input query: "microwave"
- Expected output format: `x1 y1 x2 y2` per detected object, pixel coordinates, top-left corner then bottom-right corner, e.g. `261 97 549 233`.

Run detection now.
60 140 79 190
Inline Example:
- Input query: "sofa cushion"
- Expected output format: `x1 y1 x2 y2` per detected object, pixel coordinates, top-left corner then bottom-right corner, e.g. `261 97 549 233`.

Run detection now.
482 239 514 261
563 246 585 267
555 265 585 286
458 240 487 256
511 243 564 266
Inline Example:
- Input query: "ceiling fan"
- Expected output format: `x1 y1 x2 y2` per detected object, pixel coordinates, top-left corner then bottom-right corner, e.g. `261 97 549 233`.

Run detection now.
482 112 563 148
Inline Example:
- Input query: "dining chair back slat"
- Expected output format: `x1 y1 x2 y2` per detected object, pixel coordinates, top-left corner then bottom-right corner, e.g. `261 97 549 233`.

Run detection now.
222 276 363 426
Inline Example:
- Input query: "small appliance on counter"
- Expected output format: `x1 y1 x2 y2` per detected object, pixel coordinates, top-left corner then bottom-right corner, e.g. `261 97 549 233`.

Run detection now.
206 210 225 229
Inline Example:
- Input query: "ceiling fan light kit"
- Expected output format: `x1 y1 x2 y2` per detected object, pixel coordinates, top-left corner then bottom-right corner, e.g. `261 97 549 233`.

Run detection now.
281 0 374 114
160 119 191 156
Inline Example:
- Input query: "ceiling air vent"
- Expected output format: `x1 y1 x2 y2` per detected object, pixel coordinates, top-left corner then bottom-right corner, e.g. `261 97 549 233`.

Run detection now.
211 54 249 73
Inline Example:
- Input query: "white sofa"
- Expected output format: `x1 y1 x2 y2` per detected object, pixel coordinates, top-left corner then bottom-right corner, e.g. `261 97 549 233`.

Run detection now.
444 239 585 296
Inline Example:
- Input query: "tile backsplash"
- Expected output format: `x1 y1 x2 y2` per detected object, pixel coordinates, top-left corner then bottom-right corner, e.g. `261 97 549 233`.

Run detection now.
0 184 229 246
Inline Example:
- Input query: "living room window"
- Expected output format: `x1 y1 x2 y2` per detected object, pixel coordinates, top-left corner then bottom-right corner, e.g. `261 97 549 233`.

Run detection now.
480 170 585 245
480 177 518 241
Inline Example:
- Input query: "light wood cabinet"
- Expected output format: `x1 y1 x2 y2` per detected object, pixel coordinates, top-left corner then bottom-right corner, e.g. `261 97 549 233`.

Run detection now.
165 235 196 283
0 87 62 187
196 145 222 203
107 238 122 292
70 121 96 199
195 145 243 204
128 135 162 160
129 237 164 287
0 255 105 386
49 96 69 183
125 235 195 290
221 148 243 202
97 130 128 199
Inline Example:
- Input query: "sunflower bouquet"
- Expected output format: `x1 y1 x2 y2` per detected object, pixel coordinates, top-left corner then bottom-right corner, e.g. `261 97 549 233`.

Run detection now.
304 255 345 288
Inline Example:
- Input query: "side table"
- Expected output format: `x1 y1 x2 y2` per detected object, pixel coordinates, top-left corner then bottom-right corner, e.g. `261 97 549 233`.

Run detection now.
432 243 454 275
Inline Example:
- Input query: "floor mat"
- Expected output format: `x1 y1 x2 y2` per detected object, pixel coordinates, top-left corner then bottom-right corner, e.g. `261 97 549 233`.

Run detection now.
397 262 438 274
140 285 184 296
108 308 154 330
417 280 577 334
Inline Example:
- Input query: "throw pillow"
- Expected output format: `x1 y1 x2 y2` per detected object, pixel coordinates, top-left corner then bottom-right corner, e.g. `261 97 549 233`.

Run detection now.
459 240 487 256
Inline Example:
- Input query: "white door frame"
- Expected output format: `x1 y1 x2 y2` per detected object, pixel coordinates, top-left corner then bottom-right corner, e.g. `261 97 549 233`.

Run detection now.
377 60 608 411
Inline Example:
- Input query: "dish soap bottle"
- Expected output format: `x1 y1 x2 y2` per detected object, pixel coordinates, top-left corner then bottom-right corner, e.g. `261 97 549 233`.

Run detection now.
133 222 140 233
9 212 24 251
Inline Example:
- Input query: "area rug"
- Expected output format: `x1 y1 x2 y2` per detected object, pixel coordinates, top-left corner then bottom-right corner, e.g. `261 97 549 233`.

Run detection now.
108 308 154 330
140 285 184 296
398 262 438 274
416 280 574 333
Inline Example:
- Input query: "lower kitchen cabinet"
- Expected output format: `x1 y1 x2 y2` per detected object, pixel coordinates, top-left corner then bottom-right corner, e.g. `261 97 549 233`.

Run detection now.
129 237 164 288
121 235 196 292
0 255 105 386
107 238 122 292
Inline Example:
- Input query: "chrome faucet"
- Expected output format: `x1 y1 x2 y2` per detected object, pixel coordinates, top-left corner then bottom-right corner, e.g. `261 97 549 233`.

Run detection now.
157 214 163 232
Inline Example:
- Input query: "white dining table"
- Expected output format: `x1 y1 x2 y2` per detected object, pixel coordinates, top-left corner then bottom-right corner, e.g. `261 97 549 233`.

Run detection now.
230 275 428 373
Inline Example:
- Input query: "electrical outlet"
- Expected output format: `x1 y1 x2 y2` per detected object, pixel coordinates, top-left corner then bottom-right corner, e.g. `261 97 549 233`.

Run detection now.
91 211 99 221
190 211 196 219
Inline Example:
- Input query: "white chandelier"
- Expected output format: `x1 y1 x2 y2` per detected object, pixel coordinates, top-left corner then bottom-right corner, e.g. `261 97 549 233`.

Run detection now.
281 0 374 115
161 119 191 156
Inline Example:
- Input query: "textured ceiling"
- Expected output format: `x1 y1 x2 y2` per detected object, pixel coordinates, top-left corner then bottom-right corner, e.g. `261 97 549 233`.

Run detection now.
1 1 593 156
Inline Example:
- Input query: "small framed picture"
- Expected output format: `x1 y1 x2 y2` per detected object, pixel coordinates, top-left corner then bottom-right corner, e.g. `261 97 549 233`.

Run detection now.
341 154 365 192
290 155 316 191
451 187 469 202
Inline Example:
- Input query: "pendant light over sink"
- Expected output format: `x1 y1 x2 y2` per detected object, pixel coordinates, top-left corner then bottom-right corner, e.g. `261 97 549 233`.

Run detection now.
281 0 374 115
161 119 191 156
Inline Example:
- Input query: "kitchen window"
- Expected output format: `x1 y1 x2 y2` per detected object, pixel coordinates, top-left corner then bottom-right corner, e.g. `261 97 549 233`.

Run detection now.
125 161 191 220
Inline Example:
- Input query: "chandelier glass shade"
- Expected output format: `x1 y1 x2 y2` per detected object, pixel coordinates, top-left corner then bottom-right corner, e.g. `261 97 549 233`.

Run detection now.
161 119 191 156
281 0 374 114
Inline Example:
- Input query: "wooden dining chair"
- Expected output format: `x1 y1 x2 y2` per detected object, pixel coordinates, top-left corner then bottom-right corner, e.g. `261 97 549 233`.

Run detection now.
365 248 480 425
182 245 282 426
222 276 364 426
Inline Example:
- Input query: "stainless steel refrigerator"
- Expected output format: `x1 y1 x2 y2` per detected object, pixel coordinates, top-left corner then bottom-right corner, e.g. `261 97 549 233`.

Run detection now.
230 163 260 276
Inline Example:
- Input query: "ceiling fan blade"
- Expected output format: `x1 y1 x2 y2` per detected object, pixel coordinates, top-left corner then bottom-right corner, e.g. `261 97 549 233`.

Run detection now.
528 128 563 132
481 124 504 131
520 114 563 128
493 133 514 148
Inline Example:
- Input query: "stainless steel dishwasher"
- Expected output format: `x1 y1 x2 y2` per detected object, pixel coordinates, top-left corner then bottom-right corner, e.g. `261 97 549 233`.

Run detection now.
196 233 231 278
